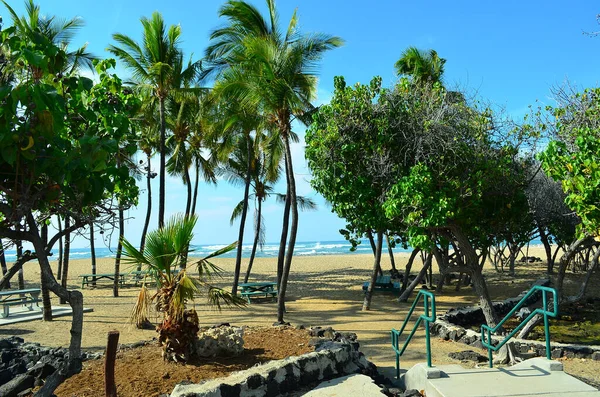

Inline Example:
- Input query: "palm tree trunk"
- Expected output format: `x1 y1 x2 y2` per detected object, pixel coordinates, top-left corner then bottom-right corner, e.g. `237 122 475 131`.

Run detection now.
278 132 299 323
245 198 262 283
158 97 167 228
113 207 124 297
276 159 291 290
60 216 71 304
140 153 152 257
191 158 200 215
232 134 253 295
184 164 192 217
90 221 97 287
363 230 384 311
0 239 10 289
57 216 63 280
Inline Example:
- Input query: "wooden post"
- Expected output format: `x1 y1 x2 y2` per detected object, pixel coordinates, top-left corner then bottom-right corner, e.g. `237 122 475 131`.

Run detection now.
104 330 119 397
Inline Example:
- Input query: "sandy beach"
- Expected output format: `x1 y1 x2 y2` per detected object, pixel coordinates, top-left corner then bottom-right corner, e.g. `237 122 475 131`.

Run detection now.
3 247 600 384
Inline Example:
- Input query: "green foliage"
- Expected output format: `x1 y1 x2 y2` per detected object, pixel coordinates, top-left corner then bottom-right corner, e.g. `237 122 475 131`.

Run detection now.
121 214 245 320
539 88 600 237
0 16 140 228
307 73 532 251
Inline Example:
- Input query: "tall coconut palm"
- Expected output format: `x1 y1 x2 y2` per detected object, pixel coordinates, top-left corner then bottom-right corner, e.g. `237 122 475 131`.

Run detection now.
121 214 245 362
2 0 96 75
205 0 342 322
108 12 184 228
395 47 446 85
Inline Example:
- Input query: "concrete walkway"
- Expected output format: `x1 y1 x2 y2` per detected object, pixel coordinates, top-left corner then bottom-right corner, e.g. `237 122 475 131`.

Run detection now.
401 357 600 397
0 306 93 326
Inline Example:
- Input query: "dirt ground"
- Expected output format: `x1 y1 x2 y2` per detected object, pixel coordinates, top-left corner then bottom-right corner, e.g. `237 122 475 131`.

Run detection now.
3 247 600 394
55 326 313 397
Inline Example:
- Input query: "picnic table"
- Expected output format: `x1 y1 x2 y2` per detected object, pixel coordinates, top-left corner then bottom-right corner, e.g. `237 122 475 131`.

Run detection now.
0 288 42 318
79 273 126 289
362 275 400 294
239 282 278 303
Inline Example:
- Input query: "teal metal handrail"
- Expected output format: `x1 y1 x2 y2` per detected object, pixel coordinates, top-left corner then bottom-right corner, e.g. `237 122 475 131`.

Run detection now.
481 285 558 368
391 289 436 378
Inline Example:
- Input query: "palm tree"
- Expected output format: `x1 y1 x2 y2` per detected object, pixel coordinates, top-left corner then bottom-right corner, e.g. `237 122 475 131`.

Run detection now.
209 96 265 294
137 98 159 253
2 0 95 75
394 47 446 85
205 0 342 322
121 214 245 362
108 12 184 228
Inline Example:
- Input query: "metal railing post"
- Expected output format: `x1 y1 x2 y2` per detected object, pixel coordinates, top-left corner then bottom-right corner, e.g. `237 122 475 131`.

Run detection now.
480 286 558 368
391 290 436 377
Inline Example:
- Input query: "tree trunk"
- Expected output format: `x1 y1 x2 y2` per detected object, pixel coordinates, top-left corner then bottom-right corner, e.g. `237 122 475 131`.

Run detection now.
232 134 252 295
28 214 83 397
17 241 25 290
191 158 200 216
362 230 384 311
399 252 432 302
276 152 291 290
385 233 397 271
60 216 71 304
244 198 262 283
90 222 97 287
40 224 52 321
140 152 152 256
57 216 63 280
451 225 499 327
401 248 420 292
277 132 299 324
539 227 553 274
471 268 499 327
113 207 124 297
158 96 166 228
366 230 383 276
556 237 592 299
0 239 10 289
184 163 192 217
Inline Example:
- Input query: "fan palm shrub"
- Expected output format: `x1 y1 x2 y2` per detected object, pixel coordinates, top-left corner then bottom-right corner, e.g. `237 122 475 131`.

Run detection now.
121 214 245 362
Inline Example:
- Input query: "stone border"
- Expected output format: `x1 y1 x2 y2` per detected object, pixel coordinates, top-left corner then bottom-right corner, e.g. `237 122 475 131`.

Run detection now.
430 279 600 361
170 341 377 397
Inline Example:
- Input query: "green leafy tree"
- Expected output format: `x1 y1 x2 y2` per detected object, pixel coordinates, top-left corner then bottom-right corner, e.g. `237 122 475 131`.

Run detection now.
0 15 140 393
122 214 245 362
205 0 342 322
306 76 398 310
539 87 600 301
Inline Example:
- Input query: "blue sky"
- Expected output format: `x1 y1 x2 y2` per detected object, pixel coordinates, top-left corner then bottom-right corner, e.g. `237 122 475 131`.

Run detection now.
6 1 600 249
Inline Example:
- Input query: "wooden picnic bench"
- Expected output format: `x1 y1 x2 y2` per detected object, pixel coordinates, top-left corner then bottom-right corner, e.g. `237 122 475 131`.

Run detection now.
239 282 278 303
362 275 400 295
0 288 42 318
78 273 126 289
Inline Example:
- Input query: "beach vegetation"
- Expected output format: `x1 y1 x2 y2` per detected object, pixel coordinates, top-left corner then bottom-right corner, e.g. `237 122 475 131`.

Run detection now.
0 3 141 391
306 67 534 325
204 0 343 323
121 214 246 362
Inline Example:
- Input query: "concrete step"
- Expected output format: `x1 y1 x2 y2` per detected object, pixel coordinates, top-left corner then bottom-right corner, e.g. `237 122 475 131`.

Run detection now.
401 357 600 397
302 374 383 396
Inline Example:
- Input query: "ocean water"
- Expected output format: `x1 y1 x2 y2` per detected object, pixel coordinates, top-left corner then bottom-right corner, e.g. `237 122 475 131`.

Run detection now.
1 240 406 263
